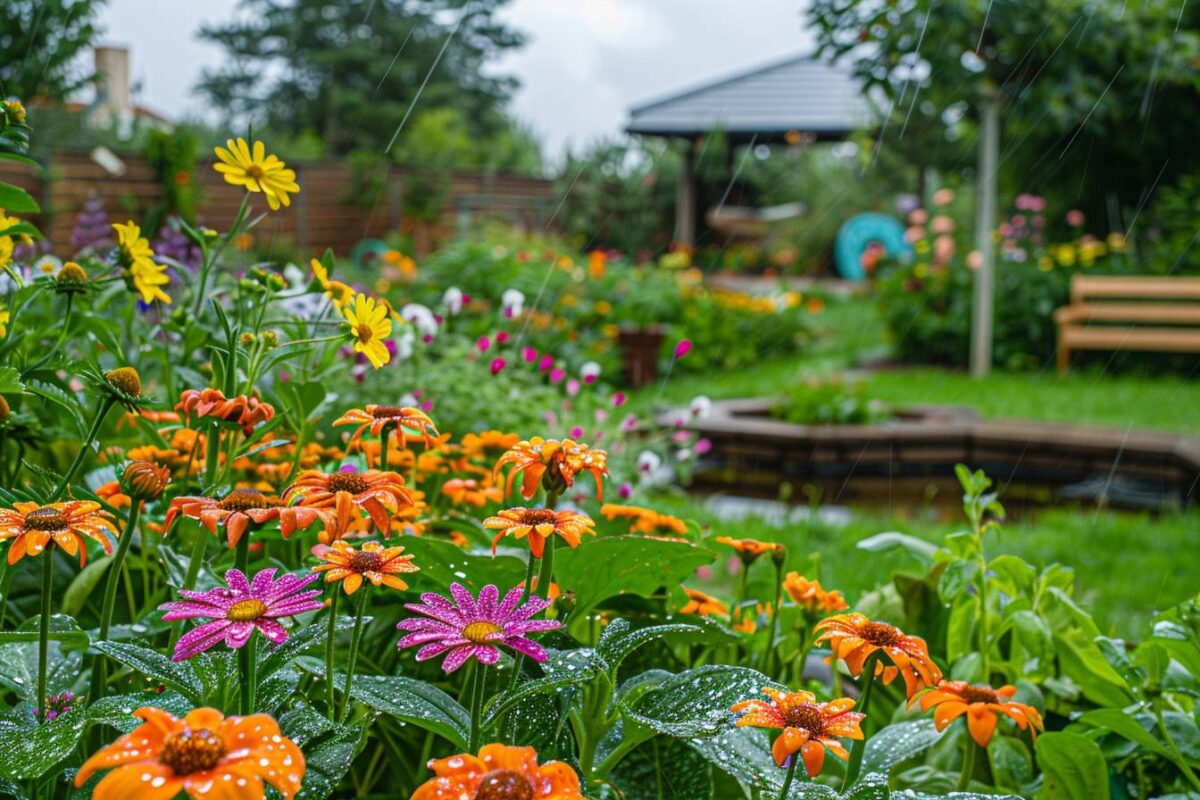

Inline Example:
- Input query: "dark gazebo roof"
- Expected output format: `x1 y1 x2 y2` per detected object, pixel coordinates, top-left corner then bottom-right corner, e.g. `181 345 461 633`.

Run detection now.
626 53 867 143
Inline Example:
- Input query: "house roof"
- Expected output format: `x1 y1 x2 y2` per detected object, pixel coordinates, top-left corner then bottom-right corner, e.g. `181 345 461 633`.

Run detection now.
626 54 868 143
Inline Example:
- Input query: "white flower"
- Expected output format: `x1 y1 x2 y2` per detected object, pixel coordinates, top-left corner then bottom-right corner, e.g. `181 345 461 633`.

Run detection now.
637 450 662 474
393 325 415 360
689 395 713 419
35 255 62 276
401 303 438 338
443 286 464 315
501 288 525 318
636 450 671 486
399 392 419 407
580 361 601 383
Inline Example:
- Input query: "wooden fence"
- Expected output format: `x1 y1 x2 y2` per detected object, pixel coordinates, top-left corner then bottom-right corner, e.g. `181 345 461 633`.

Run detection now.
0 150 558 254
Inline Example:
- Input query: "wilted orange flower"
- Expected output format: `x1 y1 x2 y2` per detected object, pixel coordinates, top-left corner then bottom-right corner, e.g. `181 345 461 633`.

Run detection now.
732 688 864 774
494 437 608 500
460 430 520 459
679 587 728 617
333 405 439 447
176 388 275 436
283 469 412 539
164 489 324 548
715 536 784 561
412 743 582 800
815 613 942 697
482 507 596 557
916 681 1044 747
0 501 117 565
312 540 419 595
600 503 689 536
74 706 304 800
782 573 848 614
441 478 503 508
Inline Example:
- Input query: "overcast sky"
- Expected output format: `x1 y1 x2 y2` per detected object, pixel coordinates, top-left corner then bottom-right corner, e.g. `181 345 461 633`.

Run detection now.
96 0 813 158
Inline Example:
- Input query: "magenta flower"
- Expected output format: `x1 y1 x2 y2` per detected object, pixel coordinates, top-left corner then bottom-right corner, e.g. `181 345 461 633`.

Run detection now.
396 583 560 673
160 568 324 661
673 339 693 360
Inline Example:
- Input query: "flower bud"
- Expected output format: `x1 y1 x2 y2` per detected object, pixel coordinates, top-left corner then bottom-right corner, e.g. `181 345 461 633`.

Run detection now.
104 367 142 399
120 460 170 501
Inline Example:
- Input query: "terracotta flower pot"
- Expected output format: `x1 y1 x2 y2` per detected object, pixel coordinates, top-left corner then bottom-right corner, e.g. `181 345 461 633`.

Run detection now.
617 326 665 388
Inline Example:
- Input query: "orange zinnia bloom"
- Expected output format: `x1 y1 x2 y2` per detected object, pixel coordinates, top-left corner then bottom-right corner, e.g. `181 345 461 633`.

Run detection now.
494 437 608 500
482 507 596 557
333 404 439 447
600 503 689 536
460 430 520 459
679 587 728 617
312 540 419 594
917 681 1044 747
732 687 865 774
176 388 275 436
441 478 503 508
282 469 412 539
715 536 784 561
412 743 582 800
96 481 132 510
164 489 324 548
0 501 117 565
815 613 943 698
74 706 305 800
782 572 848 614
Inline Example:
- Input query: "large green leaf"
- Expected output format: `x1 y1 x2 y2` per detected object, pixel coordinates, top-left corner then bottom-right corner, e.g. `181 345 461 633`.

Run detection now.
484 648 603 726
280 702 368 800
597 618 720 673
1052 628 1134 708
0 707 86 780
0 183 39 213
398 536 527 596
87 692 193 734
1077 708 1172 758
624 665 774 739
0 616 86 701
862 718 944 775
555 536 716 617
92 641 202 704
257 615 357 683
612 735 714 800
321 669 469 749
1035 732 1110 800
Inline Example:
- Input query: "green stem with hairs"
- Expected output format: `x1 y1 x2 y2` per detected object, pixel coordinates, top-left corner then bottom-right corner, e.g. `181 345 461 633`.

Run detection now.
339 589 368 723
776 756 798 800
239 633 256 714
204 422 222 494
840 650 884 791
51 397 115 501
36 553 54 722
192 193 250 317
22 294 73 379
325 589 340 720
468 661 488 752
956 732 976 791
505 553 540 694
92 501 142 700
234 526 250 575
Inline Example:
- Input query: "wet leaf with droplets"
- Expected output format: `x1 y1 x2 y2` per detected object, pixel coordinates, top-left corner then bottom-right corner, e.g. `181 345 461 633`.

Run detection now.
86 691 193 734
862 718 944 775
0 706 86 780
93 641 202 704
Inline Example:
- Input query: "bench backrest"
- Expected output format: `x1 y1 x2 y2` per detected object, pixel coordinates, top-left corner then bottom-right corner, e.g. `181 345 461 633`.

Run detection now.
1071 275 1200 304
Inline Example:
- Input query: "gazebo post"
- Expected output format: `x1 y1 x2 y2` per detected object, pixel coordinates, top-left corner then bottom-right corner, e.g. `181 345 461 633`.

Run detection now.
675 138 697 248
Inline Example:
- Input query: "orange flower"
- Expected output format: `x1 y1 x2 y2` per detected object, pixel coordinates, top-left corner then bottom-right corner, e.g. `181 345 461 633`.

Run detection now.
441 478 503 508
916 681 1044 747
74 706 304 800
517 577 561 601
164 489 324 548
96 481 132 510
814 613 943 698
782 573 848 614
482 507 596 558
176 388 276 436
282 469 412 540
332 405 439 447
460 430 520 460
127 428 206 477
679 587 728 617
732 688 864 774
600 503 689 536
733 603 771 634
412 743 582 800
312 540 419 594
0 501 117 565
715 536 783 561
494 437 608 500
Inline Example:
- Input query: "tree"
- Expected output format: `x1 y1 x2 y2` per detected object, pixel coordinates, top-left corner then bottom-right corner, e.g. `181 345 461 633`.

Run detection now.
0 0 106 102
196 0 525 157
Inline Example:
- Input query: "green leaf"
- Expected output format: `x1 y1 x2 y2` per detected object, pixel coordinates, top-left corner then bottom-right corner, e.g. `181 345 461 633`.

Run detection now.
60 559 112 617
0 367 24 394
1011 610 1054 664
0 616 86 701
938 559 979 602
555 536 716 618
988 735 1034 793
87 692 193 734
1035 731 1110 800
0 615 89 650
0 707 86 780
0 184 39 213
257 615 357 683
862 718 944 775
279 702 368 800
1077 709 1171 757
398 536 527 597
596 618 714 674
625 665 774 739
1052 628 1134 708
484 648 603 726
328 671 468 749
857 531 938 563
612 735 714 800
92 641 202 704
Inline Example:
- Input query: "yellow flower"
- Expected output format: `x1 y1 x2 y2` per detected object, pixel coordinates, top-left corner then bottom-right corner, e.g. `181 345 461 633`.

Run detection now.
311 258 354 310
213 137 299 211
113 222 171 304
0 305 9 337
344 293 392 369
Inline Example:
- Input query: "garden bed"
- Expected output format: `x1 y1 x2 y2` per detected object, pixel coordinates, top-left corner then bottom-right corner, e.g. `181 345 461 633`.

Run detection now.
667 398 1200 511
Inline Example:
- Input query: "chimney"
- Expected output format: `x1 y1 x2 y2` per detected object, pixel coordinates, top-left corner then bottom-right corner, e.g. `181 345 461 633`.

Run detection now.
94 46 133 124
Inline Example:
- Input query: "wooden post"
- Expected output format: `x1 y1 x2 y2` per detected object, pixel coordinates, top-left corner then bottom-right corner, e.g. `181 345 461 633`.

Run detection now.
970 97 1000 378
675 139 697 248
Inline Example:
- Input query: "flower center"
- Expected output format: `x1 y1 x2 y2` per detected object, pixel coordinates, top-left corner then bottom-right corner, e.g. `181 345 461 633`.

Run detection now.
371 405 408 419
462 621 503 644
226 599 267 622
517 509 558 525
959 685 1002 705
245 164 266 181
348 550 384 573
328 472 370 495
355 323 375 344
860 621 902 647
474 769 534 800
219 489 269 511
158 729 226 775
24 507 67 532
782 703 828 735
104 366 142 398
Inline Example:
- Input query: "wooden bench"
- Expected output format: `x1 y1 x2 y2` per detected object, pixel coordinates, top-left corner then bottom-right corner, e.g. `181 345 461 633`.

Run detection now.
1054 275 1200 373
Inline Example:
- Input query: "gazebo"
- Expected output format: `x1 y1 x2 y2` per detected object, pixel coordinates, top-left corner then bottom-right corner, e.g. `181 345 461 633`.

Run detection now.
626 53 865 246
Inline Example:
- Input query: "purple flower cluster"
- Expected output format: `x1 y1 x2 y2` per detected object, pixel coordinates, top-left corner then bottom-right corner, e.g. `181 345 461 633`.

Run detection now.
69 191 113 254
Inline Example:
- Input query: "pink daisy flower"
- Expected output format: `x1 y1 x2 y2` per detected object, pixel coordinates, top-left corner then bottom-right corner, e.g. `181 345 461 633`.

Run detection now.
396 583 560 673
160 568 324 661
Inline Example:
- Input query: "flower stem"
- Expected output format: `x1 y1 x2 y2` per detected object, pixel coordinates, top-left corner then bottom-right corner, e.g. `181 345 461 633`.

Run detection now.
762 560 784 678
37 552 54 723
776 756 798 800
381 423 394 473
239 632 256 714
22 294 73 379
204 423 222 493
193 193 249 317
1155 705 1200 793
92 501 141 701
51 398 115 501
339 589 368 723
506 553 540 694
325 588 340 720
0 560 11 630
841 650 884 790
535 535 557 603
468 662 488 752
956 732 976 791
234 527 250 575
